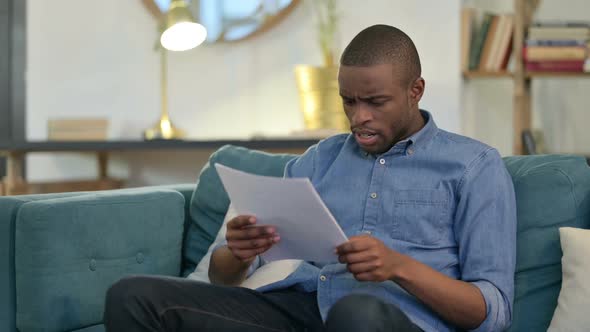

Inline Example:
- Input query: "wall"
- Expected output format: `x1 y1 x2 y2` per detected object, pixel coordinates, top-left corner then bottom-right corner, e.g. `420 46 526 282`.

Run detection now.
0 0 12 144
26 0 461 185
0 0 9 179
463 0 590 155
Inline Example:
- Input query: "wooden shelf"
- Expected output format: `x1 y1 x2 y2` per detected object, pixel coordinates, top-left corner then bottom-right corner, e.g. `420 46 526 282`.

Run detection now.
463 71 513 79
464 71 590 79
525 72 590 78
0 139 322 196
462 1 590 154
0 139 321 153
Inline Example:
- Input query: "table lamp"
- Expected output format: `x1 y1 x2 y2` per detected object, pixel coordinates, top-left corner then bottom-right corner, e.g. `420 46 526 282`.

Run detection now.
144 0 207 140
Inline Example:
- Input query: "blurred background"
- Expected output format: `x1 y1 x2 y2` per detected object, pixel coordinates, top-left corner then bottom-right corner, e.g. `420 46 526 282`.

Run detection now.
1 0 589 193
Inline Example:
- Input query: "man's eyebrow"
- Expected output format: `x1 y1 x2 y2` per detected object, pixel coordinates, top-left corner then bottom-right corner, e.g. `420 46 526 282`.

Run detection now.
339 93 390 100
359 95 390 100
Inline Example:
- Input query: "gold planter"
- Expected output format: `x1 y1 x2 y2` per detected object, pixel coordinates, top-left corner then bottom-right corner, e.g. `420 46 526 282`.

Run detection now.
294 65 348 132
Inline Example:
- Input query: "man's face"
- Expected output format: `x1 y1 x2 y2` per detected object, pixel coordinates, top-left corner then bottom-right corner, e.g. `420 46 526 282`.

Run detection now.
338 63 424 155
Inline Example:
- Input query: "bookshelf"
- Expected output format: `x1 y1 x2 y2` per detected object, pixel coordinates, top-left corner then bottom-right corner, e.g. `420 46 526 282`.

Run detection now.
462 0 588 154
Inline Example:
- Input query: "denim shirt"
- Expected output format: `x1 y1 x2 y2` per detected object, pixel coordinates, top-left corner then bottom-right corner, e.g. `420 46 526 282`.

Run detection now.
256 111 517 332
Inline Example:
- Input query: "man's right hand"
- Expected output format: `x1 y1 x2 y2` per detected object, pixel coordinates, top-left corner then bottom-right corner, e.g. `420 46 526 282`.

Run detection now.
226 215 280 264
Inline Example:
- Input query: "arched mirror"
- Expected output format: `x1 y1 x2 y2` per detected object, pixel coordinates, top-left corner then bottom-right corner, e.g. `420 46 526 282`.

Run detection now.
142 0 301 43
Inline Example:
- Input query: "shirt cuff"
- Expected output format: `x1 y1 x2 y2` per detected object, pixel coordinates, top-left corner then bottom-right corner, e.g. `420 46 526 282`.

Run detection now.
469 280 511 332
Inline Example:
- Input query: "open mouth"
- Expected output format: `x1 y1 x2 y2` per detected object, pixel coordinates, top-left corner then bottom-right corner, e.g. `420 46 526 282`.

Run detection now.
354 131 378 146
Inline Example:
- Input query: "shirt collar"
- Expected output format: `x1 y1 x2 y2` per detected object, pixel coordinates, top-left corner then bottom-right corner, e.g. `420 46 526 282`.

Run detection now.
359 109 438 158
404 109 438 154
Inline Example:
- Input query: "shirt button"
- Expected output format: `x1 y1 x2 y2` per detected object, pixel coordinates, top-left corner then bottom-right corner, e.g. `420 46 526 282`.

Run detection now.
407 149 414 155
379 158 385 165
363 230 372 235
320 275 327 282
370 192 377 199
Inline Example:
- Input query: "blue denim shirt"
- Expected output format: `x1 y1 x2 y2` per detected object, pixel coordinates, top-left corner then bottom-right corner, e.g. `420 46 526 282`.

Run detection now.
256 111 516 332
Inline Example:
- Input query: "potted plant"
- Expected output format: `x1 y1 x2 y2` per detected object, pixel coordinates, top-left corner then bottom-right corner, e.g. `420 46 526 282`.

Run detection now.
294 0 347 133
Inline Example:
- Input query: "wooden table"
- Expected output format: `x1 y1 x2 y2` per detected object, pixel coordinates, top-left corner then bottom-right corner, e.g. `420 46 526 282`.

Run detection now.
0 139 319 196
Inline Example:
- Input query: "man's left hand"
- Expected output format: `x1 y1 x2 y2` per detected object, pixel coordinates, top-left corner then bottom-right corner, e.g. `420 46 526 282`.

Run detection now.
336 235 408 282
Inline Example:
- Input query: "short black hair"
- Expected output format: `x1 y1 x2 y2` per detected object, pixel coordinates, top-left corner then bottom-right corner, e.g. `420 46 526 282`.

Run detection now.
340 24 421 84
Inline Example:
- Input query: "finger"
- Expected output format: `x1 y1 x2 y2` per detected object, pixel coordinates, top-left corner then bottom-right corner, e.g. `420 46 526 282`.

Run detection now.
353 272 376 282
227 225 276 241
354 269 389 282
338 250 377 264
232 244 275 261
336 237 373 255
346 261 380 274
227 215 256 229
228 235 280 250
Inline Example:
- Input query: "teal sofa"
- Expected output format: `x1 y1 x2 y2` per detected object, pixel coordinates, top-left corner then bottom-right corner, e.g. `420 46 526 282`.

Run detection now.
1 145 589 332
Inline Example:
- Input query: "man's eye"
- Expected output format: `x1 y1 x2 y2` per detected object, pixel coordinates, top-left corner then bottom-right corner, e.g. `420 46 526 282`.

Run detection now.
368 100 384 107
342 98 355 106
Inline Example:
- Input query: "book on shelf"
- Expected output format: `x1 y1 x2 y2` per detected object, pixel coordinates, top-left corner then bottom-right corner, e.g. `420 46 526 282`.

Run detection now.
523 46 586 61
468 12 494 70
525 39 586 47
461 7 476 72
478 15 499 71
528 27 590 40
531 21 590 28
491 14 514 71
462 9 513 73
525 60 585 72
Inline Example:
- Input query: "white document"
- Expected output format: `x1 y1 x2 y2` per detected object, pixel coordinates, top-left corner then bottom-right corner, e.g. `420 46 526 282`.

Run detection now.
214 163 348 262
240 259 303 289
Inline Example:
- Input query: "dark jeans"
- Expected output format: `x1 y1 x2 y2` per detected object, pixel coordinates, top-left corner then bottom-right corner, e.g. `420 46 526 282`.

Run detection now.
103 275 423 332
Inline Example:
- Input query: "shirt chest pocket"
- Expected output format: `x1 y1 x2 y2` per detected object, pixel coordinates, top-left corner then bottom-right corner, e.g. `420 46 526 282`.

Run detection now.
389 189 450 245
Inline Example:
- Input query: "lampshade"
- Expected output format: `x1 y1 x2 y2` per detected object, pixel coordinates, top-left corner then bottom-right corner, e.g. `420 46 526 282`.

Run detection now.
160 0 207 51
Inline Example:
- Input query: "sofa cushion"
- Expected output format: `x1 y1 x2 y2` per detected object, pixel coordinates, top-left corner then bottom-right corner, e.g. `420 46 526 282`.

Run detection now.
548 227 590 331
183 145 297 276
14 189 185 332
503 155 590 332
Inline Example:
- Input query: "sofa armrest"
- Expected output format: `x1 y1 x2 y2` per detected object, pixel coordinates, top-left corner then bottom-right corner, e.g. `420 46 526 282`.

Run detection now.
149 183 196 232
4 188 185 332
1 191 93 332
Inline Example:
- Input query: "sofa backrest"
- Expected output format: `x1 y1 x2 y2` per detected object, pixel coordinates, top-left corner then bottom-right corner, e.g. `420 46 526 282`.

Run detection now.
504 155 590 332
182 145 297 276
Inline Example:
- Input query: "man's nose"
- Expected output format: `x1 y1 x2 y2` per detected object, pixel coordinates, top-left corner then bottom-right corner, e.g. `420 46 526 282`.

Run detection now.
351 104 373 125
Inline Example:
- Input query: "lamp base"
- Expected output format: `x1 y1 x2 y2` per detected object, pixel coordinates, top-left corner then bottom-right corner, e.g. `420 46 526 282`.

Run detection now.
143 116 185 140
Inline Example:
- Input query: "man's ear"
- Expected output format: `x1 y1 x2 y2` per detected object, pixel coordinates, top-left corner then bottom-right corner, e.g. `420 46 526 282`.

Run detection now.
408 77 425 106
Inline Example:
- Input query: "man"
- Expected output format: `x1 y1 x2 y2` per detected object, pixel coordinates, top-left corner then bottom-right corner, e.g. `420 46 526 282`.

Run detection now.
104 24 516 332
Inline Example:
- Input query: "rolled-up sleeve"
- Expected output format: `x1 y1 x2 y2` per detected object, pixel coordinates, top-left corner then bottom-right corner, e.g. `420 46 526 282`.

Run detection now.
454 148 517 332
471 280 510 332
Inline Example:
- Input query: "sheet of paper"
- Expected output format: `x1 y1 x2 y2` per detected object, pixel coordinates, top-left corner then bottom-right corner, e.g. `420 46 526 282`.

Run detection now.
240 259 303 289
215 163 348 262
